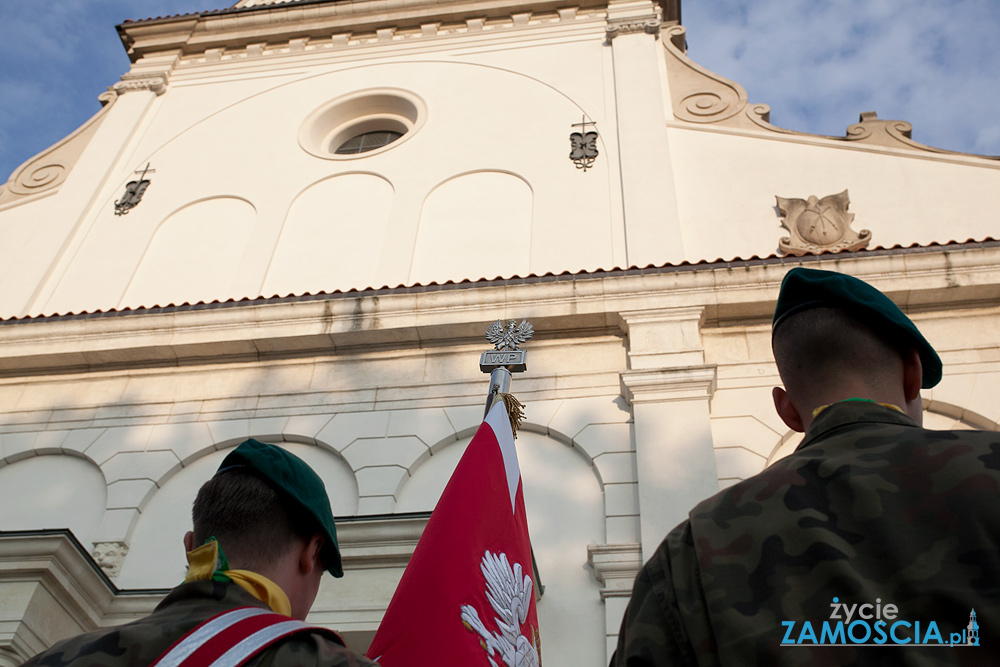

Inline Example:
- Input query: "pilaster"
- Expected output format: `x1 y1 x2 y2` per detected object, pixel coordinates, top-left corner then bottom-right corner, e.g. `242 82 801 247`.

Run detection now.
619 306 719 560
605 0 684 267
587 542 643 664
0 532 116 664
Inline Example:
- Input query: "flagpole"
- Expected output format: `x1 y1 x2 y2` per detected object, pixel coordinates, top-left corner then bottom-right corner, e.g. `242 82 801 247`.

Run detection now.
480 319 532 419
483 368 511 418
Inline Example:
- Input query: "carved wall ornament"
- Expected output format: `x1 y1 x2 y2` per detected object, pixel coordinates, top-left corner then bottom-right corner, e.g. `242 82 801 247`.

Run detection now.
0 91 117 209
92 540 129 578
775 190 871 256
112 74 168 96
569 116 599 171
606 16 661 41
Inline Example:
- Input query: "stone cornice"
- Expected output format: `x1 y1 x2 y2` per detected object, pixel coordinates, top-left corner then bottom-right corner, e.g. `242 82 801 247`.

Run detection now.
586 543 642 599
118 0 614 62
620 366 717 403
0 245 999 376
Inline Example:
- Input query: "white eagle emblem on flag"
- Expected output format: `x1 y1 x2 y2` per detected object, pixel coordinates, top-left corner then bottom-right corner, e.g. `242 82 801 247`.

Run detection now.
460 550 541 667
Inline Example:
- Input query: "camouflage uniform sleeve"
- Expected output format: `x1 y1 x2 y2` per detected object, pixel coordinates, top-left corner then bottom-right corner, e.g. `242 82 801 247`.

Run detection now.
253 630 380 667
610 522 712 667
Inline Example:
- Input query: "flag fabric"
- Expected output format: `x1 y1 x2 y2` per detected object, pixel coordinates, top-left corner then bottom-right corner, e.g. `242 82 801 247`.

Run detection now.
366 401 541 667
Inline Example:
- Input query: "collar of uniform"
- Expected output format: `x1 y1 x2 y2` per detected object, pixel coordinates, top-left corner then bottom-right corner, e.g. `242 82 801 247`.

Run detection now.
797 400 919 452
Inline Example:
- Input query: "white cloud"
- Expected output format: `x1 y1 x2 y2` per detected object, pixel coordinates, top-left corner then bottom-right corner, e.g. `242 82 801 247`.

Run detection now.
682 0 1000 155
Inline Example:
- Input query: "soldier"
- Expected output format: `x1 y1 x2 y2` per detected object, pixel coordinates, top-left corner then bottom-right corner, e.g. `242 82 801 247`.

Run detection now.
24 439 378 667
611 267 999 665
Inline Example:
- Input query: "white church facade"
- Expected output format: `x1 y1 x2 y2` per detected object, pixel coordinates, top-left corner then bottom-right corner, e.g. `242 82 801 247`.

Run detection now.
1 0 999 664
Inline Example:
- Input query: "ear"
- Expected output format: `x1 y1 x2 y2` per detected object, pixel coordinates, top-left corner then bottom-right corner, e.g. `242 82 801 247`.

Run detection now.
183 531 195 552
902 347 923 402
773 386 805 433
299 534 325 575
902 347 924 425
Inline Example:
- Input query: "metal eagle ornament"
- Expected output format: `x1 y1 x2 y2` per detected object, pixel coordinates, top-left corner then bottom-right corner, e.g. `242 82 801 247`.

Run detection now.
480 319 533 425
481 319 533 372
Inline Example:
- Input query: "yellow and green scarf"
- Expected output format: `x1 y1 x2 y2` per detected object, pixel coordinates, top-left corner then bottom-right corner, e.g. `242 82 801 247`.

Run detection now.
184 538 292 617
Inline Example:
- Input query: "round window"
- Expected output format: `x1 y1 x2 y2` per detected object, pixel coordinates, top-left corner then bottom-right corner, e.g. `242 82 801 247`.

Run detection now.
335 130 403 154
299 89 425 160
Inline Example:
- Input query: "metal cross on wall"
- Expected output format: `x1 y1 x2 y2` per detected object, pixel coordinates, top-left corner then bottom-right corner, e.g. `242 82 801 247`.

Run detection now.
114 163 155 216
569 116 599 171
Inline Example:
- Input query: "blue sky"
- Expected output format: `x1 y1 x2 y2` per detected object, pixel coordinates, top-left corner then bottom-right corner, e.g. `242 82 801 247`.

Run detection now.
1 0 998 181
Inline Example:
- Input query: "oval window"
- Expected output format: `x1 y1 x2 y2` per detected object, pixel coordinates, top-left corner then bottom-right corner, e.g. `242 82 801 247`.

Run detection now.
299 89 425 160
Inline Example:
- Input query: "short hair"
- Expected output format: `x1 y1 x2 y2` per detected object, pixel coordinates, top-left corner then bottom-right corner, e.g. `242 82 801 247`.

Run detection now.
772 306 907 399
191 469 320 572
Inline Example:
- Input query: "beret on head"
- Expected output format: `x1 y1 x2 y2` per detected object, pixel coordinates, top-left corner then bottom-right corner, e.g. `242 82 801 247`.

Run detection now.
772 267 942 388
219 439 343 578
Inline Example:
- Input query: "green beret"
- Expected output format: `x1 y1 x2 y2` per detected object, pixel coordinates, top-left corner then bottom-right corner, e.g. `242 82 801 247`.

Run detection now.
772 267 942 388
219 439 343 578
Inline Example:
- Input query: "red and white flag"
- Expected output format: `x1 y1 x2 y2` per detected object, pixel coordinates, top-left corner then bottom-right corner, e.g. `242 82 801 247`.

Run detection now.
366 401 541 667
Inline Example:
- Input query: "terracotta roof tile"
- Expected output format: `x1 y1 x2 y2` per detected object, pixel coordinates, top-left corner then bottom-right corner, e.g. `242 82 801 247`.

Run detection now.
2 238 997 325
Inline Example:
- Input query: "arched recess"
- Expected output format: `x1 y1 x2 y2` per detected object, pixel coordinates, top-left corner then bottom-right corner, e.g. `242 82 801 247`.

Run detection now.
766 403 998 466
261 173 394 297
116 439 359 589
0 454 106 548
408 171 532 285
119 197 256 309
395 429 605 666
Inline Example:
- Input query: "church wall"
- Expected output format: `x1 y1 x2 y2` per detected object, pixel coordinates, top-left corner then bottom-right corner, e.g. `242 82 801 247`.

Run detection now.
7 14 627 319
2 1 1000 664
668 127 1000 262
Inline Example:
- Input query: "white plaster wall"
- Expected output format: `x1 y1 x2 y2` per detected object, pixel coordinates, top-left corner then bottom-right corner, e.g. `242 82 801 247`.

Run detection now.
669 128 1000 263
409 171 532 285
116 440 359 589
121 197 256 308
396 429 606 667
0 455 106 547
35 52 616 317
262 174 394 296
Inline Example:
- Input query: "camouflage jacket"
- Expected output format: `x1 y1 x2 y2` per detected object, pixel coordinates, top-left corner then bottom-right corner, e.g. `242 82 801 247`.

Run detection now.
611 401 1000 666
22 579 378 667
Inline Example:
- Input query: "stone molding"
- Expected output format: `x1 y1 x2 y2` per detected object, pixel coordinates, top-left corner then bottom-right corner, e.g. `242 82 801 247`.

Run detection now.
112 75 168 96
661 25 781 131
841 111 997 159
120 1 610 64
335 514 429 569
605 16 660 41
586 543 642 599
0 93 116 210
0 532 118 662
620 365 717 404
619 306 706 369
619 305 704 327
2 244 1000 375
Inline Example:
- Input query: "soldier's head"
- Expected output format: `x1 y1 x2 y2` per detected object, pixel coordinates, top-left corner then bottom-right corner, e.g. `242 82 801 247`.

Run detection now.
185 439 343 619
770 268 941 432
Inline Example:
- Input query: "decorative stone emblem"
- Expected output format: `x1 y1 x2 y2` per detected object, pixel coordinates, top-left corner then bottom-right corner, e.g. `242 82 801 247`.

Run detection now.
92 541 129 578
775 190 871 256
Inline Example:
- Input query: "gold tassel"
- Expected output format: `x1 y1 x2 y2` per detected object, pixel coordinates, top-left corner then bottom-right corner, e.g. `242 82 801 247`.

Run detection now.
497 392 525 438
